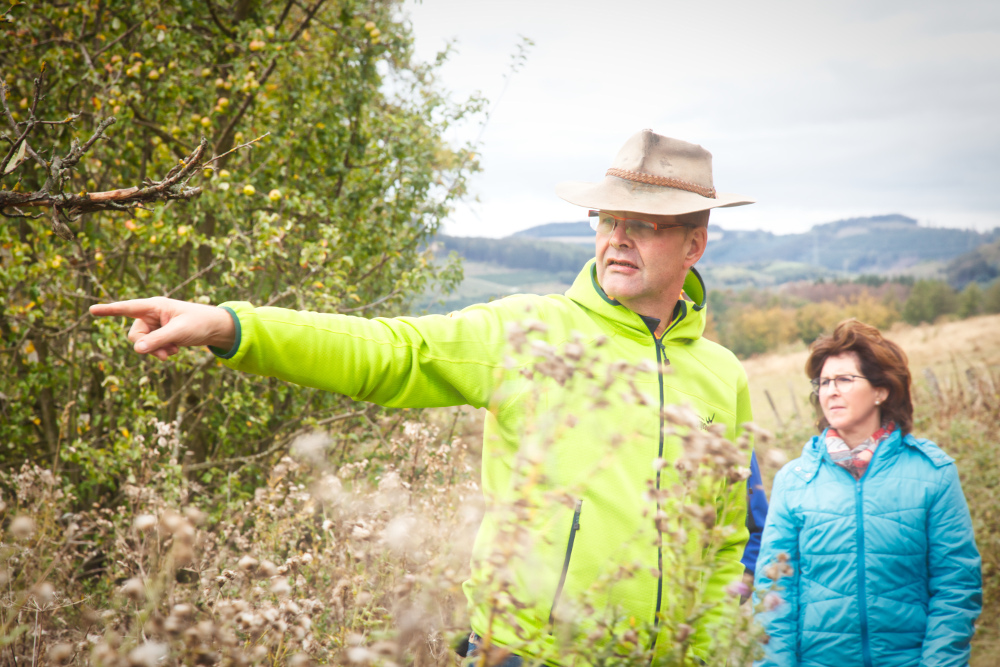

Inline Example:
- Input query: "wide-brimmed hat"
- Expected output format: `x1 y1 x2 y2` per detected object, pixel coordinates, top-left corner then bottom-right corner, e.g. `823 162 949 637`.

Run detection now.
555 129 754 216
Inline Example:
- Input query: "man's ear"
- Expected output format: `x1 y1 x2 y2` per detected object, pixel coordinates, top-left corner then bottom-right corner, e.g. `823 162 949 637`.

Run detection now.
684 226 708 267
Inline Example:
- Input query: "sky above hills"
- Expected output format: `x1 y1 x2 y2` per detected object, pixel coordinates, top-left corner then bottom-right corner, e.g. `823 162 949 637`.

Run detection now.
404 0 1000 238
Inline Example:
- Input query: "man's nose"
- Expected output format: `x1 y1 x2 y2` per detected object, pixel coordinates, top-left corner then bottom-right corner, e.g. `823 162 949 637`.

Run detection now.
609 222 631 249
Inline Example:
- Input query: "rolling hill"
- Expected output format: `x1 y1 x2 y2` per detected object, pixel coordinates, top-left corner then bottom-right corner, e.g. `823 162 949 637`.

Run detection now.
419 215 999 313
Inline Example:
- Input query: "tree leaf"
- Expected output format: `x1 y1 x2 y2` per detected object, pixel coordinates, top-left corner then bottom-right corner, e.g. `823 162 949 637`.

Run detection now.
2 139 27 174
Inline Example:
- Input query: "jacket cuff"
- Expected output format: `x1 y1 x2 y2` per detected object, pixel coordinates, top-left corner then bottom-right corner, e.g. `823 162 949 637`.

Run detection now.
209 304 244 360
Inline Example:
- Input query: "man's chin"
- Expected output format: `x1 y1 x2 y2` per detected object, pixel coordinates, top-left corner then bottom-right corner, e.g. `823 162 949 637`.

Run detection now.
600 276 641 301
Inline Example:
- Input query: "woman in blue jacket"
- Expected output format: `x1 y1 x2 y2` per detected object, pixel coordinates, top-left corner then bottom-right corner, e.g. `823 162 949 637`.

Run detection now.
755 319 981 666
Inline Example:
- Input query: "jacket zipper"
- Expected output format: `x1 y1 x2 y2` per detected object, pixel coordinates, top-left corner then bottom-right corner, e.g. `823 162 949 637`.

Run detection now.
833 442 880 667
855 479 873 667
648 334 667 654
548 499 583 626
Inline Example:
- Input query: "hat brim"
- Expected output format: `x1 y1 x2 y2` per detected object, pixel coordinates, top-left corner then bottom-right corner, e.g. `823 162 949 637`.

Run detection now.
555 176 754 216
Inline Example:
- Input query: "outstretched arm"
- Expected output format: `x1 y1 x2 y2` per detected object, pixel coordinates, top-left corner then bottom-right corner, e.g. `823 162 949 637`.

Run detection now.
90 297 236 361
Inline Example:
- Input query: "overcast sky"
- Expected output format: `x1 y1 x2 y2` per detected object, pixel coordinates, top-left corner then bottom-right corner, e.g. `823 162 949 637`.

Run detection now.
402 0 1000 238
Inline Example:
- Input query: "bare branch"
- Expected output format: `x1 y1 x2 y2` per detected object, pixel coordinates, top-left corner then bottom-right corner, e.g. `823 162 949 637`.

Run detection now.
92 15 148 59
1 139 208 218
338 288 404 314
213 59 277 156
288 0 326 42
0 206 43 220
164 256 225 298
200 132 269 169
204 0 235 39
129 103 193 157
184 409 366 472
0 76 48 171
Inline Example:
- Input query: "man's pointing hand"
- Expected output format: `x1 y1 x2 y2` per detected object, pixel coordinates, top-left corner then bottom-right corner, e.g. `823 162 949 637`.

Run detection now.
89 297 236 361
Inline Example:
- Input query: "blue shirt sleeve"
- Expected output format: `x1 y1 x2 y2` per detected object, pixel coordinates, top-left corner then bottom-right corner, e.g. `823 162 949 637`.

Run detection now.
741 449 769 574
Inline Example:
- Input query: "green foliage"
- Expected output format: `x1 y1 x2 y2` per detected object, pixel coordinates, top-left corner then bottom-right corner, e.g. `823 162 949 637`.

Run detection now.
983 280 1000 314
902 280 957 325
0 0 480 500
707 286 904 357
958 282 983 319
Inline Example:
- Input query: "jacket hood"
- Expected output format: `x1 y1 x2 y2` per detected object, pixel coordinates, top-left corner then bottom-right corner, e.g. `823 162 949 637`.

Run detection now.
566 259 707 343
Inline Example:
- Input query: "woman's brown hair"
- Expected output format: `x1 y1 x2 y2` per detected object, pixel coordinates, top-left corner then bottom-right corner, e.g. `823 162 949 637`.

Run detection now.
805 319 913 434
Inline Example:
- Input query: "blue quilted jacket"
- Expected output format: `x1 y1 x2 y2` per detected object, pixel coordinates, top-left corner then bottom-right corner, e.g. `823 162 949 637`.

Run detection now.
754 428 981 667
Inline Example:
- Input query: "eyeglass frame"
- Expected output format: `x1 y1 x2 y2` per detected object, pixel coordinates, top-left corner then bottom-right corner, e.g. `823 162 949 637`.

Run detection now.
810 374 870 396
588 210 692 237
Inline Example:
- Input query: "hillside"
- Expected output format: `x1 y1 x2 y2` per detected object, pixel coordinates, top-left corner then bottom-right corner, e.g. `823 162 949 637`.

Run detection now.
946 238 1000 288
703 214 992 273
421 214 1000 313
512 214 998 274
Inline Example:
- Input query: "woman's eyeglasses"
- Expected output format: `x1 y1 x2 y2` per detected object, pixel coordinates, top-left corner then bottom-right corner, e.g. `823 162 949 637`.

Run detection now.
811 374 869 395
589 210 689 240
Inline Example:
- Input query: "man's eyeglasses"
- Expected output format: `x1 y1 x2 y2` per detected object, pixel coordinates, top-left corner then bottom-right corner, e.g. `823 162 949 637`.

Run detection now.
589 210 689 240
810 374 869 395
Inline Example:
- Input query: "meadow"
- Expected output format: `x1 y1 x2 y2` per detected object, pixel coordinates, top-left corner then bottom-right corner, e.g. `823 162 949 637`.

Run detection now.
2 315 996 665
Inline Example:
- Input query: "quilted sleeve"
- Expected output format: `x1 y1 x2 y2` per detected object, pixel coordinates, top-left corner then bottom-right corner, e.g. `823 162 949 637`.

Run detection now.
920 463 982 666
753 465 801 666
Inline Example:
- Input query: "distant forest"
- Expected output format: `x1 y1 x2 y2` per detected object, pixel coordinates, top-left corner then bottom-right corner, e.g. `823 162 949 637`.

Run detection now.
436 235 593 272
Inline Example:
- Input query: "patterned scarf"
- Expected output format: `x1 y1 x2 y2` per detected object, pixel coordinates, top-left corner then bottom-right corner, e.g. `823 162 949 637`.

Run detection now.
825 423 896 480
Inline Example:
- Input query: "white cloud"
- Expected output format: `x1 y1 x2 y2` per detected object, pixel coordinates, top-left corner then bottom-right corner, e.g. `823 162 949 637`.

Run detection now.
405 0 1000 237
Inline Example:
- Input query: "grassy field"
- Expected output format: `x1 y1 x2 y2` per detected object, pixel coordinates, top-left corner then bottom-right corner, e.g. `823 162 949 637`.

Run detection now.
741 313 1000 435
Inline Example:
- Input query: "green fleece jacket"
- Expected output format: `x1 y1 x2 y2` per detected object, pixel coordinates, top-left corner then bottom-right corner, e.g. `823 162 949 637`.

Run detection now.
216 260 751 663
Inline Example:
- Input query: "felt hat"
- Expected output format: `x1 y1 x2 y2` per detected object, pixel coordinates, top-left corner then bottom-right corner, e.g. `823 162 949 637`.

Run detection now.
555 129 754 215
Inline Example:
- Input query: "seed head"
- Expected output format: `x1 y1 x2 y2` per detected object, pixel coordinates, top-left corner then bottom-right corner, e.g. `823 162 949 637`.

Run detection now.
120 578 146 603
127 641 168 667
47 643 74 664
270 577 291 597
133 514 157 531
31 582 55 606
10 515 35 540
238 556 259 572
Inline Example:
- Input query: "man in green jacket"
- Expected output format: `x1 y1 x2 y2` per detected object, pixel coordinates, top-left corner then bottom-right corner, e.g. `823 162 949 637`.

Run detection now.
92 129 756 665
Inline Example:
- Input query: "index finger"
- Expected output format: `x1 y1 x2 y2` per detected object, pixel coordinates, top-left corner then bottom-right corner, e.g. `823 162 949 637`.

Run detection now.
89 299 159 318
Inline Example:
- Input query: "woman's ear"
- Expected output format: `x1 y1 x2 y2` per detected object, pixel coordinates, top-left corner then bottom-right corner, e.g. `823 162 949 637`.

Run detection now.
875 388 889 406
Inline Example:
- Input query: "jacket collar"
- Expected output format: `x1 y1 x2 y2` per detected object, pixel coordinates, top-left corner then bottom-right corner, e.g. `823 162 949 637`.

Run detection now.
793 427 952 482
566 259 707 343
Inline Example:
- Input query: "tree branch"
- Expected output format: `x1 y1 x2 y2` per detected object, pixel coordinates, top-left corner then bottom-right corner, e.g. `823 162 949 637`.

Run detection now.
183 410 366 471
204 0 235 39
1 138 208 219
338 288 404 314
